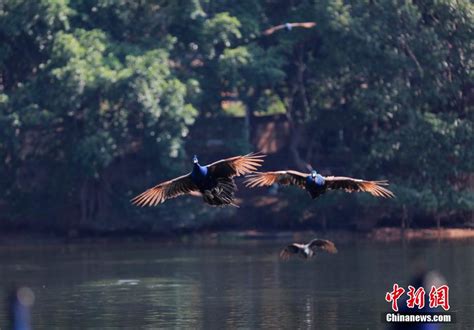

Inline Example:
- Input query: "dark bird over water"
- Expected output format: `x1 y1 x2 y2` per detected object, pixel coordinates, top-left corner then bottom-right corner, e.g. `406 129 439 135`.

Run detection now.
261 22 317 36
245 170 394 199
280 239 337 260
132 153 265 207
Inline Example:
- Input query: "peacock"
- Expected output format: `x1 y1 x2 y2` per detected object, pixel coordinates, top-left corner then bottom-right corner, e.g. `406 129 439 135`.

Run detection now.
261 22 317 36
245 170 394 199
132 153 265 207
280 238 338 260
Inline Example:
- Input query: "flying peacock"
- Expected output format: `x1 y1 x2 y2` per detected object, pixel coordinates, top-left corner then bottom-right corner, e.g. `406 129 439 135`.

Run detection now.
261 22 317 36
245 170 394 199
280 238 338 260
132 153 265 207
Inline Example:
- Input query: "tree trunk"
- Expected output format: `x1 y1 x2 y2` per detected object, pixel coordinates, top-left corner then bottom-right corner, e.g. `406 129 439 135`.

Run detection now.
244 88 259 149
284 46 313 172
436 214 441 236
80 180 89 226
401 204 407 239
288 123 311 171
80 178 102 226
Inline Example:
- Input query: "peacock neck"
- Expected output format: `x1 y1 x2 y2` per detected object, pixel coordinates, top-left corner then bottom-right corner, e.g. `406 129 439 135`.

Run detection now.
192 163 208 179
306 174 325 187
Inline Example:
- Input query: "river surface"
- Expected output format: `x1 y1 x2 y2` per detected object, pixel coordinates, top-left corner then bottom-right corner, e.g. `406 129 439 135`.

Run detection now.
0 235 472 329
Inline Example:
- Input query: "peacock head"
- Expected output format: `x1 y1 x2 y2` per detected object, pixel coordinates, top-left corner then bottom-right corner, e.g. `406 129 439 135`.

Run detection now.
311 170 317 178
303 246 314 258
193 155 199 164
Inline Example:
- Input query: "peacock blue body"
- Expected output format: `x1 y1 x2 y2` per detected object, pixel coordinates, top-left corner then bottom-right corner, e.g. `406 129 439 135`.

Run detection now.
305 172 326 199
315 174 325 186
191 156 237 206
191 163 215 190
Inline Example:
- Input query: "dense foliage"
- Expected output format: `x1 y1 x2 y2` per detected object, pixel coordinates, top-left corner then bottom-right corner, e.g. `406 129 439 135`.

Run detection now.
0 0 472 233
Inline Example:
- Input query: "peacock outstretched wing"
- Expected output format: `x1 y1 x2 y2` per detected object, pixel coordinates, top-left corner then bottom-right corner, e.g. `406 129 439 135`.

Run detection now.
279 244 302 260
206 152 265 178
308 239 338 254
262 22 317 35
131 174 198 207
323 176 395 198
245 170 308 189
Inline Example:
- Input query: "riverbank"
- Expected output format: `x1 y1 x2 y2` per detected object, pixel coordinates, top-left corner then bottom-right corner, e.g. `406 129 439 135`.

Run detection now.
0 227 473 247
369 227 474 241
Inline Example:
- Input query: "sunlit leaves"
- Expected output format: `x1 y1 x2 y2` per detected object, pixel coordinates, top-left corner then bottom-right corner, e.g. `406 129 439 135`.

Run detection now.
203 12 242 47
0 0 472 228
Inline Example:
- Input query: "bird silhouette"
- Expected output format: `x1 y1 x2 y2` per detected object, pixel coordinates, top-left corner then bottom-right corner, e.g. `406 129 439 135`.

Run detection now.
245 170 394 199
132 153 265 207
261 22 317 36
280 238 337 260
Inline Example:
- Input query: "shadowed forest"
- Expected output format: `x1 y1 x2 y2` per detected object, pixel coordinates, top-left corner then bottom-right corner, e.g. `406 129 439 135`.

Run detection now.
0 0 472 235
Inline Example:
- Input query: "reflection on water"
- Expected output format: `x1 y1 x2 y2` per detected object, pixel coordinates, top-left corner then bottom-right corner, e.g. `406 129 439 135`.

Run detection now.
0 237 473 329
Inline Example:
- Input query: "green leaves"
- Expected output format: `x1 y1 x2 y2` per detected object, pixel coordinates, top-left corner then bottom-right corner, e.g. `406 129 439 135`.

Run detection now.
0 0 201 226
203 12 242 47
0 0 472 230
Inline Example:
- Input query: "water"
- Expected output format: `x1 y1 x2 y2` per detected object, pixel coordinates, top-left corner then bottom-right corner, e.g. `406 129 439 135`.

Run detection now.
0 236 473 329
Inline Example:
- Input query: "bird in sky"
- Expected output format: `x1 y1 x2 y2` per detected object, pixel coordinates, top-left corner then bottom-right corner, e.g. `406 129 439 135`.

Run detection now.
261 22 317 36
131 153 265 207
245 170 394 199
280 238 337 260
